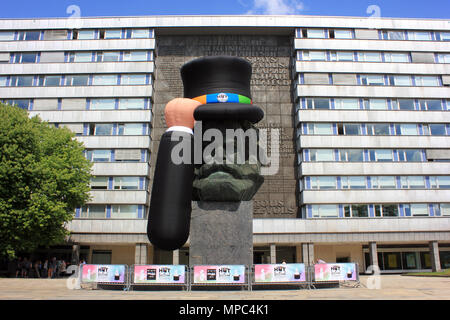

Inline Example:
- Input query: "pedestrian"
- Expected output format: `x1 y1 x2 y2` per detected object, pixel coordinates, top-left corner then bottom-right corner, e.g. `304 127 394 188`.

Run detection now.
21 257 29 278
15 257 22 278
48 257 56 278
34 260 41 278
42 259 48 278
60 260 66 277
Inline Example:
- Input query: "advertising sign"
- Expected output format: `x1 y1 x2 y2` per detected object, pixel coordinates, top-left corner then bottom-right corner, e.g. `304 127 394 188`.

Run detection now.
193 265 246 284
133 265 186 284
81 264 126 283
254 263 306 283
314 263 357 282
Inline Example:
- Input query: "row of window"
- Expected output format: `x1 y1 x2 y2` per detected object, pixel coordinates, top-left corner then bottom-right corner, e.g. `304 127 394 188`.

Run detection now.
0 28 154 41
76 123 150 136
76 204 147 219
298 98 448 111
90 176 148 190
299 122 450 136
302 175 450 190
297 50 450 64
302 149 427 162
297 73 445 87
3 51 153 64
0 74 152 87
295 28 450 41
1 98 151 111
304 203 450 219
86 149 149 163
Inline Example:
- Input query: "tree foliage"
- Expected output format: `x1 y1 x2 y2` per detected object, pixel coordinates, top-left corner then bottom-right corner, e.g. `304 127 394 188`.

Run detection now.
0 103 92 258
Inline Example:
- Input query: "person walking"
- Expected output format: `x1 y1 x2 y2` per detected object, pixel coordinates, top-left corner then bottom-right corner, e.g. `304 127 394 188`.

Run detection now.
42 259 48 278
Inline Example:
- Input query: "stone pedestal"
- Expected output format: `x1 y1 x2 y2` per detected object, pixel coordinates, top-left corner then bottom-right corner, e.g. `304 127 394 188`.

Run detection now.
189 201 253 267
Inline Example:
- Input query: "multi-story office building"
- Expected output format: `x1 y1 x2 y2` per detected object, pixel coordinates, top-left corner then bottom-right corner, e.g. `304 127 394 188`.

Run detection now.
0 15 449 273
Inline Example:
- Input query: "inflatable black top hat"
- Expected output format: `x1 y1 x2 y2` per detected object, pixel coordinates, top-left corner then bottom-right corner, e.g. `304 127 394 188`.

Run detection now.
181 56 264 123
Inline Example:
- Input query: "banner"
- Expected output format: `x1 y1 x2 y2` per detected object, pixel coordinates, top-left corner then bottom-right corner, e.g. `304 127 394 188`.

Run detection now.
254 264 306 283
314 263 357 282
133 265 186 284
193 265 245 284
81 264 126 283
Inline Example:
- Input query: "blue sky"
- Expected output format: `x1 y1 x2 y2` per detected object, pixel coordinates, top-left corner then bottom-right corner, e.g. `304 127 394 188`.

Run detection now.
0 0 449 19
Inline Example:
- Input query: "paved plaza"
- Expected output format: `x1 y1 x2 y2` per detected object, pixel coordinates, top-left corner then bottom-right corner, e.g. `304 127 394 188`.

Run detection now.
0 275 449 300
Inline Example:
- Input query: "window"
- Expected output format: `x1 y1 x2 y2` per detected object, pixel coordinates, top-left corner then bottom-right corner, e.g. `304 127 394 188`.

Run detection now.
370 149 393 162
335 99 359 110
342 176 366 189
384 52 409 63
330 51 354 61
398 149 423 162
344 205 368 218
334 30 353 39
15 52 38 63
89 123 113 136
372 176 396 189
307 123 333 135
81 205 106 218
126 29 150 39
93 75 117 85
307 29 326 39
390 75 412 86
408 31 432 41
429 124 447 135
339 149 364 162
441 32 450 41
86 150 112 162
113 177 140 190
0 31 15 41
415 76 439 86
91 99 115 110
118 123 144 135
3 99 32 110
103 29 122 39
69 52 92 62
10 76 34 87
361 75 384 86
302 51 327 61
121 74 147 85
66 75 89 86
306 98 330 109
367 123 390 135
0 76 7 86
419 100 442 111
395 124 418 135
383 31 405 40
358 52 382 62
374 204 398 217
123 51 148 62
310 149 334 162
111 205 139 219
118 98 146 110
441 204 450 216
437 177 450 188
311 205 339 218
396 99 416 110
38 75 61 86
76 30 95 40
90 177 108 190
310 176 336 190
99 51 120 62
437 54 450 63
401 176 425 189
365 99 388 110
339 123 361 135
17 31 40 41
406 204 429 216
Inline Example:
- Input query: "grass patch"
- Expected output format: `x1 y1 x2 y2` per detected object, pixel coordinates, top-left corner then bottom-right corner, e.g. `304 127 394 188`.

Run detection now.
403 269 450 277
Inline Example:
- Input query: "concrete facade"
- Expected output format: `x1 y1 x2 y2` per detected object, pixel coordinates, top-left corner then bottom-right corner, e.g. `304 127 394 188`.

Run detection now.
1 15 449 273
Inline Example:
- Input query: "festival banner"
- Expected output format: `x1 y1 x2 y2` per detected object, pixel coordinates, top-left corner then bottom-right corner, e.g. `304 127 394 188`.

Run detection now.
193 265 246 284
81 264 126 283
133 265 186 284
314 263 357 282
254 263 306 283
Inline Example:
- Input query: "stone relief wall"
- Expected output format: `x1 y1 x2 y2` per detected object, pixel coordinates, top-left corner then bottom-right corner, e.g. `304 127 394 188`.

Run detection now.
151 34 298 218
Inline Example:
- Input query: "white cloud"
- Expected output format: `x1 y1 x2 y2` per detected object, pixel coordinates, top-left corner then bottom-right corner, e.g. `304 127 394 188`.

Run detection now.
245 0 305 15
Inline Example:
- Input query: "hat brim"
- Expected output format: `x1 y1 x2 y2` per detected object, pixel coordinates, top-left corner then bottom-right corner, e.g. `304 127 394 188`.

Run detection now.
193 103 264 124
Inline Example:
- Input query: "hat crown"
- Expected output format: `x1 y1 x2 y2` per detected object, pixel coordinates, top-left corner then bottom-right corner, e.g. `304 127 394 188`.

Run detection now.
181 56 252 99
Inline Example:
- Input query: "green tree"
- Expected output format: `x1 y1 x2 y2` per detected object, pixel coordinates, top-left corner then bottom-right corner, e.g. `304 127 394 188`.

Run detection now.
0 103 92 258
